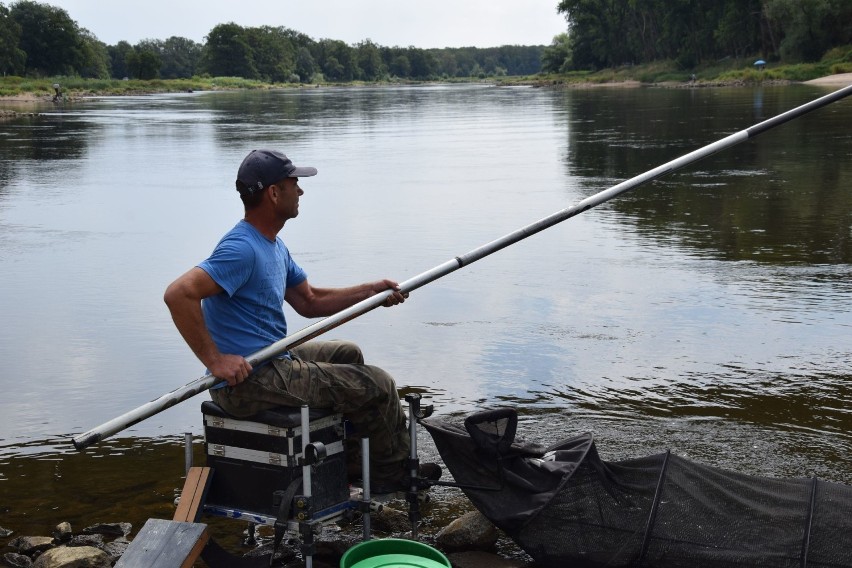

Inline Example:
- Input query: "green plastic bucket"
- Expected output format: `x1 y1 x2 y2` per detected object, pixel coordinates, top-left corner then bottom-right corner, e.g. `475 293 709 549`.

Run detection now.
340 538 451 568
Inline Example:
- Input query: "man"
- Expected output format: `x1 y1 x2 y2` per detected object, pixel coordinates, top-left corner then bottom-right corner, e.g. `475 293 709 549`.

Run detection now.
164 149 438 492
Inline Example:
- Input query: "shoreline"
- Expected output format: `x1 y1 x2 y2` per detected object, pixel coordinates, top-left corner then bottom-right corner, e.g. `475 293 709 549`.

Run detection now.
1 73 850 105
525 72 851 89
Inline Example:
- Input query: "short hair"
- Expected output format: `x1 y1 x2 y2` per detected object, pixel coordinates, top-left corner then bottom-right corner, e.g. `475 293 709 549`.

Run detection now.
236 180 265 209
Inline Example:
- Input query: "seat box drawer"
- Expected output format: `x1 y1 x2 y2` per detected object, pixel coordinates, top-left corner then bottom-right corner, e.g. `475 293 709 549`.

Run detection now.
205 452 348 517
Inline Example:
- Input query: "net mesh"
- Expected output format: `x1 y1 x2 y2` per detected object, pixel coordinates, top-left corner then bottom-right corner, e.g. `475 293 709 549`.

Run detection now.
422 408 852 568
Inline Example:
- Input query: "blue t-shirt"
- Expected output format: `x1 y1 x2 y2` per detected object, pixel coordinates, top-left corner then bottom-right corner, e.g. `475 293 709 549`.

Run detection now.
198 220 307 360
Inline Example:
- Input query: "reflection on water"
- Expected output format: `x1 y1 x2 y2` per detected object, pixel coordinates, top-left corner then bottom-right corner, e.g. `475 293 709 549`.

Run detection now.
1 84 852 533
564 87 852 263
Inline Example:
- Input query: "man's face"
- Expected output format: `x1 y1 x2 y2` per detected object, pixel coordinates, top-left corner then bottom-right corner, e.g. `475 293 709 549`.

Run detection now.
272 177 303 220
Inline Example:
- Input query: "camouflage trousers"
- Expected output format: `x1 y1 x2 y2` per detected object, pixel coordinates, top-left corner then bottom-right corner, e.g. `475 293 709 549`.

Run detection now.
210 340 410 481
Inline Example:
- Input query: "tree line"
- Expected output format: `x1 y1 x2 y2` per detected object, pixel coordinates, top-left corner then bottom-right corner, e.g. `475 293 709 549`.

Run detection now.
0 0 545 81
543 0 852 72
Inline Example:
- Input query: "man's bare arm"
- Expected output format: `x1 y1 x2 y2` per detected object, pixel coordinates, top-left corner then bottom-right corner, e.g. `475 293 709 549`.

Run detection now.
164 267 252 385
284 278 407 318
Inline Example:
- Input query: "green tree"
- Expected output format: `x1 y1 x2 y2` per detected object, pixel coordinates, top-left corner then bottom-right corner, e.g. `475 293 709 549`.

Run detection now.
356 39 383 80
557 0 635 68
0 3 26 75
542 33 573 73
482 54 498 74
125 39 162 79
10 0 84 75
245 26 295 82
107 40 133 78
494 45 545 75
76 28 109 78
407 47 435 79
763 0 847 62
432 50 457 77
160 36 201 79
452 49 476 76
322 55 344 80
281 28 315 53
295 46 315 82
713 0 762 62
555 0 849 70
316 39 357 81
389 54 410 77
202 22 257 78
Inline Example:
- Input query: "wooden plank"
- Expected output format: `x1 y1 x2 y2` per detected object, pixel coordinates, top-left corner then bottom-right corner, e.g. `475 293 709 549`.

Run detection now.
173 466 212 523
115 518 209 568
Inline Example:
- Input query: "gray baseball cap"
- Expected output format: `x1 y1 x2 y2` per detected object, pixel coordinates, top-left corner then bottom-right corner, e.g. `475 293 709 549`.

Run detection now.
236 149 317 194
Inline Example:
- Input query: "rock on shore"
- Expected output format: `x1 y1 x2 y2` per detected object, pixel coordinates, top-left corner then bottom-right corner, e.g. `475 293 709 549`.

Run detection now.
32 547 110 568
0 510 530 568
2 523 130 568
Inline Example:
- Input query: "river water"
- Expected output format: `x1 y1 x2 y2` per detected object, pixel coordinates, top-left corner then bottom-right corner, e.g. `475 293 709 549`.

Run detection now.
1 83 851 541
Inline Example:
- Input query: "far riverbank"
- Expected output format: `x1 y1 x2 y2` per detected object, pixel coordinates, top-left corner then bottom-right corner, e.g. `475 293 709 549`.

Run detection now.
2 69 851 107
4 74 849 122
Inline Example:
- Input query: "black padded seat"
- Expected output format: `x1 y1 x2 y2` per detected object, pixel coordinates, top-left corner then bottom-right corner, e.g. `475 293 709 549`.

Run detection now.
201 401 336 429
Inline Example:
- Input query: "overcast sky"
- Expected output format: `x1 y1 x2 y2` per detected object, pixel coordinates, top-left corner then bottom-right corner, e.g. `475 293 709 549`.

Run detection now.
42 0 568 49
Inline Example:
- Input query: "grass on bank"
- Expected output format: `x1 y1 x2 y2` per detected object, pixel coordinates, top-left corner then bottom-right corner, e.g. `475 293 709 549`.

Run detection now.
0 74 437 98
0 75 279 98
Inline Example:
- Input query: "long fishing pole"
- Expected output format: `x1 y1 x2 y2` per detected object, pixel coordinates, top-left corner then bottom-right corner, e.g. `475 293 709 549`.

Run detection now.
72 83 852 451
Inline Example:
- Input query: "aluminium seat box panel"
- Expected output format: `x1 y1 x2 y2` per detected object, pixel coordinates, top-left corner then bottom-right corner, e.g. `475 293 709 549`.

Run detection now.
201 403 349 517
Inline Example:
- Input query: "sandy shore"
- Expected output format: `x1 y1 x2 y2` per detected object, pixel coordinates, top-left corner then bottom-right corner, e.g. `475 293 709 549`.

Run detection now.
803 72 852 86
0 92 56 103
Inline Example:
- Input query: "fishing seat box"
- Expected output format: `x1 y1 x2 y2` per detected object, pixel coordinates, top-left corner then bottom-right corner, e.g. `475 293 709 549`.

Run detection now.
201 401 349 518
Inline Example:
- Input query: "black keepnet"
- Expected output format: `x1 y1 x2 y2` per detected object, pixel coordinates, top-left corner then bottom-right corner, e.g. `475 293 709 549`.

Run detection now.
422 409 852 567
